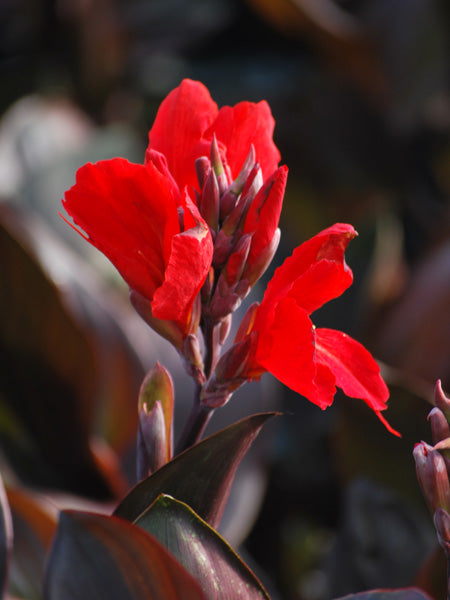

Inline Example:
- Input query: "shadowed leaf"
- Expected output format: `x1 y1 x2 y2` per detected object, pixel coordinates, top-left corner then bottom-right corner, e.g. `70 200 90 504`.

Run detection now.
136 494 270 599
0 204 144 499
7 488 57 600
115 412 277 528
43 510 206 600
0 205 110 497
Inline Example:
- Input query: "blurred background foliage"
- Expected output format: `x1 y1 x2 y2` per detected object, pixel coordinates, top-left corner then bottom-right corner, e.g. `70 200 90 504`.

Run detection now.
0 0 449 599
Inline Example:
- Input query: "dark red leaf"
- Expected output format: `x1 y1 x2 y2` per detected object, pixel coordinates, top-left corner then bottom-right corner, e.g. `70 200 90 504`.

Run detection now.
43 510 206 600
114 412 277 528
136 494 271 599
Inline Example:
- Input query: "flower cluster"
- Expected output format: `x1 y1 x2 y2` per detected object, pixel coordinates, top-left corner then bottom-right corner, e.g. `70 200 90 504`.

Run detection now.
62 79 397 444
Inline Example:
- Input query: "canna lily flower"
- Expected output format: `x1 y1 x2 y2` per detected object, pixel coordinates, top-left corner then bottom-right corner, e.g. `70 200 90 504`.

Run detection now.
62 155 213 344
62 79 285 343
209 223 399 435
148 79 287 294
147 79 281 193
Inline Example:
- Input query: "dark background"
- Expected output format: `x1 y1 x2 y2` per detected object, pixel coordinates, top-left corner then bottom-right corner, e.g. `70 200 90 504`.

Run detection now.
0 1 449 599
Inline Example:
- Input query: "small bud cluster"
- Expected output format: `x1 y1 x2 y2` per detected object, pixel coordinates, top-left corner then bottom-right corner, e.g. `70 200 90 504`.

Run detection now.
186 137 284 404
195 136 279 329
414 381 450 554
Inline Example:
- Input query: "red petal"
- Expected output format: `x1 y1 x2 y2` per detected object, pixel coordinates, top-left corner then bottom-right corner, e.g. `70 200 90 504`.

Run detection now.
144 149 180 195
63 158 184 301
152 217 213 327
261 223 356 313
243 165 288 268
148 79 218 192
315 328 389 412
254 297 338 406
205 101 281 180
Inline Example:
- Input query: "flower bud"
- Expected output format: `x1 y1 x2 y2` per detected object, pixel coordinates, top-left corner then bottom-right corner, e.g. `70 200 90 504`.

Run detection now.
214 332 259 383
223 234 252 286
434 507 450 550
213 193 253 268
182 333 205 384
414 441 450 514
208 235 252 319
434 380 450 421
209 278 251 321
240 163 263 206
195 156 210 190
201 267 214 305
234 301 259 343
137 363 174 479
199 167 220 233
219 146 256 219
428 407 450 445
219 313 232 345
210 135 229 196
201 332 259 408
242 227 281 286
137 401 166 480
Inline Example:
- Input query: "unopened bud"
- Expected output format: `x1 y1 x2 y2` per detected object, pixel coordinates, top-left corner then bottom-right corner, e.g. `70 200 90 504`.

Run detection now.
240 163 263 205
137 363 174 479
209 235 252 319
201 331 261 408
429 407 450 445
224 234 252 286
434 507 450 550
215 333 257 383
434 380 450 422
213 194 253 268
242 227 281 286
201 267 214 304
414 441 450 514
209 277 251 321
220 146 256 219
182 333 205 384
210 135 229 195
138 401 166 480
199 167 220 232
219 314 232 345
234 301 259 343
195 156 210 190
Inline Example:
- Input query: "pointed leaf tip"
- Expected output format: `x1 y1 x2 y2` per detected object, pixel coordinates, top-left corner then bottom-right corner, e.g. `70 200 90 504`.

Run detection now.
115 412 278 528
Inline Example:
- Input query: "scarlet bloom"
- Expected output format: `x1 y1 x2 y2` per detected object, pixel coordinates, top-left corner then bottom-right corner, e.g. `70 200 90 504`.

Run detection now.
149 79 286 282
234 223 399 435
62 79 283 340
148 79 281 192
63 156 212 339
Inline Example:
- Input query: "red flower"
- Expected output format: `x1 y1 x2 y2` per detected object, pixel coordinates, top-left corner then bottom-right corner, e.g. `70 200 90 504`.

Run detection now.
235 223 399 435
63 79 285 342
147 79 281 192
62 155 213 338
